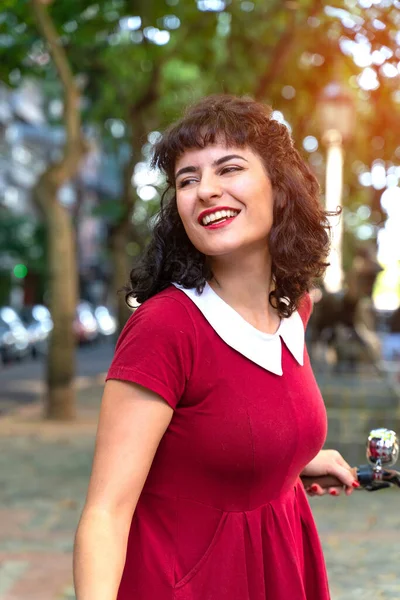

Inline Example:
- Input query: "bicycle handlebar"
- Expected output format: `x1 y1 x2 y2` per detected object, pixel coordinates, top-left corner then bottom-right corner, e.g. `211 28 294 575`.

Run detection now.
301 466 400 492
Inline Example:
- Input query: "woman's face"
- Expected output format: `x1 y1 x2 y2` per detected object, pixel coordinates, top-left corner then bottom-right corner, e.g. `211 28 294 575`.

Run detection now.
175 143 274 259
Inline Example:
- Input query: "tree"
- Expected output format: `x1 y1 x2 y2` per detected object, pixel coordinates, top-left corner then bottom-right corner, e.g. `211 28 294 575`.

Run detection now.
30 0 86 419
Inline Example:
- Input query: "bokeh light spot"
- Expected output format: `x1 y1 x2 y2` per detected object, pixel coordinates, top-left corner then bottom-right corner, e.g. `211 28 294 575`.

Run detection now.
281 85 296 99
356 224 375 240
271 111 291 131
357 205 371 220
359 172 372 187
357 67 379 91
198 0 226 10
148 131 162 145
120 16 142 31
381 63 398 78
138 185 157 201
240 1 255 11
303 136 319 152
13 264 28 279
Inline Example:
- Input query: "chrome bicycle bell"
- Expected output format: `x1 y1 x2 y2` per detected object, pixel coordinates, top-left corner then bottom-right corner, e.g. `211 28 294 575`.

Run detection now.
366 428 399 468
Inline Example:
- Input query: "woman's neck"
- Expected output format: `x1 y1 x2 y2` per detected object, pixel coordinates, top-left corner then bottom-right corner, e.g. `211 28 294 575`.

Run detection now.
208 251 280 334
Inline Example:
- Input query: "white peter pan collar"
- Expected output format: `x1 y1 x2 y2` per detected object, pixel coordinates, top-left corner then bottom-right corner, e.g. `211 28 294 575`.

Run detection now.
173 282 305 376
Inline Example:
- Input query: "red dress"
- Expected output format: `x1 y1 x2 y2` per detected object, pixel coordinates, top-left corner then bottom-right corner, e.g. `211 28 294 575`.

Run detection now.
106 284 330 600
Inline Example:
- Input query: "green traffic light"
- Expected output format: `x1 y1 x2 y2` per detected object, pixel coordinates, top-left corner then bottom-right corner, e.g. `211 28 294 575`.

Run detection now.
13 264 28 279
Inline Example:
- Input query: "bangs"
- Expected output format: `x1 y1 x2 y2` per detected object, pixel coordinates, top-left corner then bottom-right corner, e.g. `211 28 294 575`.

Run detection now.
151 110 256 184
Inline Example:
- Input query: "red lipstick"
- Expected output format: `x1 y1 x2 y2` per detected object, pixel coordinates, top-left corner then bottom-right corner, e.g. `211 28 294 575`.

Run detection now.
197 206 240 224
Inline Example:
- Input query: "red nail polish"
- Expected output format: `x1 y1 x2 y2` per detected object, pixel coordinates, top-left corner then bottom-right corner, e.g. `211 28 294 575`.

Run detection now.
329 490 339 496
352 481 360 488
310 485 318 492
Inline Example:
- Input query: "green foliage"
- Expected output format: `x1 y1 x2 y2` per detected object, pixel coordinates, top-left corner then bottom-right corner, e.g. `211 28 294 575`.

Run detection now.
0 209 47 274
92 199 125 221
2 0 400 264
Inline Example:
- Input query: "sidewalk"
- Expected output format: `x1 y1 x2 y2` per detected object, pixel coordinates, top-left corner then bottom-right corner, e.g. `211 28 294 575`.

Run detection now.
1 382 400 599
0 384 102 600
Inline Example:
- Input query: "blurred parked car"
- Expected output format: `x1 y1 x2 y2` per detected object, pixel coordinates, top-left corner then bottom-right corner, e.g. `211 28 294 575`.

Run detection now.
0 307 30 363
94 305 117 338
74 301 100 344
0 321 20 364
19 305 53 358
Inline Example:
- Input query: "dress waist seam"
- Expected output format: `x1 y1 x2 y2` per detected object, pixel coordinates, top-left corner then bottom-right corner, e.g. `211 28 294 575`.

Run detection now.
140 483 300 513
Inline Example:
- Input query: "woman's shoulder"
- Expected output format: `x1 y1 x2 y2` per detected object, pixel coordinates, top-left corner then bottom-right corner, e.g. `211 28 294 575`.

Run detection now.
115 285 198 356
131 285 197 328
296 292 313 327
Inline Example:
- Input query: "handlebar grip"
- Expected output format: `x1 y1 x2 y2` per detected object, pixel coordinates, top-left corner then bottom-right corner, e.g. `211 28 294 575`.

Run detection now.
301 467 358 490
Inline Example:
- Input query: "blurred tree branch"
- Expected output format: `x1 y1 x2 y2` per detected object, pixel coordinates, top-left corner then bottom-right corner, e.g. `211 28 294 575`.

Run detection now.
31 0 86 187
255 0 323 100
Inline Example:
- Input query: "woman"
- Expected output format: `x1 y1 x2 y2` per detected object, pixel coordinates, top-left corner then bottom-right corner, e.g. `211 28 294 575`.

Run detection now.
74 95 358 600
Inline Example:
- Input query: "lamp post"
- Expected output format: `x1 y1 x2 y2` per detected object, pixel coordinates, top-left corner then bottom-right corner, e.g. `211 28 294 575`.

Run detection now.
317 82 354 293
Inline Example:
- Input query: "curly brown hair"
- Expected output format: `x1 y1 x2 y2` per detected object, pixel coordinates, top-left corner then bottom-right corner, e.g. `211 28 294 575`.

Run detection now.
127 94 332 318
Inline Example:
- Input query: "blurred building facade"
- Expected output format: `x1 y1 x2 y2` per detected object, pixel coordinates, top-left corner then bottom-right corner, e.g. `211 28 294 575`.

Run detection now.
0 79 116 309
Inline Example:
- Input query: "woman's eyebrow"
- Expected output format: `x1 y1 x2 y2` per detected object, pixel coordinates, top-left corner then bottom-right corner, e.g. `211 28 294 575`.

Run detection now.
175 165 199 179
175 154 248 180
214 154 248 166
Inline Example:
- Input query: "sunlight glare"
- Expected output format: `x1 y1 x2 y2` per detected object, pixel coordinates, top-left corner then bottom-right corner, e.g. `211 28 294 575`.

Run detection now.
357 67 379 90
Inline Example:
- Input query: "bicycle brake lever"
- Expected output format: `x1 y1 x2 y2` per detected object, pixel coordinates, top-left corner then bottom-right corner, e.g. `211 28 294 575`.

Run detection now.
365 482 391 492
381 469 400 487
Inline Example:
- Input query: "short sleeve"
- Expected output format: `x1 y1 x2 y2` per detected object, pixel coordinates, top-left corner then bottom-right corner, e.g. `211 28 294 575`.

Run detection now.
106 295 195 409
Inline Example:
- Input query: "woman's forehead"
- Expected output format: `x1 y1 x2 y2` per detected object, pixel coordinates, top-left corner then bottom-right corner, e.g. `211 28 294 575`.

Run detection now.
175 143 253 169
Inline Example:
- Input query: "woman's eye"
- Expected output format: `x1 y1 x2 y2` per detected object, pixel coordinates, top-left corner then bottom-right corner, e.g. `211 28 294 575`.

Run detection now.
177 167 242 188
178 177 197 189
220 166 242 175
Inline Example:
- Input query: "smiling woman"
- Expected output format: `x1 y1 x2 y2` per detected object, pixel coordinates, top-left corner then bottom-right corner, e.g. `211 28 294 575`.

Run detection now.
126 94 331 319
74 95 355 600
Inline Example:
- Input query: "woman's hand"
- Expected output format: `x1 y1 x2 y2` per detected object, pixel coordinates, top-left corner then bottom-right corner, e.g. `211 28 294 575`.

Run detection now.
301 449 360 497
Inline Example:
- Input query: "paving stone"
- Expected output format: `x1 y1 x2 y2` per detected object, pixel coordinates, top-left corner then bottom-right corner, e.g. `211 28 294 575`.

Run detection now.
0 562 29 597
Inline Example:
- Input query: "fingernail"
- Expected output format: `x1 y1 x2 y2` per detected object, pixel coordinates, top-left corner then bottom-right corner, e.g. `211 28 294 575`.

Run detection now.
329 490 339 496
352 481 360 488
310 485 318 492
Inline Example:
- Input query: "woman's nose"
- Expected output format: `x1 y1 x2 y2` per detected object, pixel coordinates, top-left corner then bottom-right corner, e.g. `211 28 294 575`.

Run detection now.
197 173 222 202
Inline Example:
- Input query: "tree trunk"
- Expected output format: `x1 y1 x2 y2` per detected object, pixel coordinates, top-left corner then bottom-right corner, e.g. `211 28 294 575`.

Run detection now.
107 74 161 333
44 189 78 419
108 139 141 335
110 227 132 335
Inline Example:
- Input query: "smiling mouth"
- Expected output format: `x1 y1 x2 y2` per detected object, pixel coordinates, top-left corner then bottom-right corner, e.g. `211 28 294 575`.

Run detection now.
201 209 240 226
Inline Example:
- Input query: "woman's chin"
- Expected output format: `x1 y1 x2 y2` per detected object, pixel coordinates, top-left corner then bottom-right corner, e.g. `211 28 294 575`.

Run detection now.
200 243 242 258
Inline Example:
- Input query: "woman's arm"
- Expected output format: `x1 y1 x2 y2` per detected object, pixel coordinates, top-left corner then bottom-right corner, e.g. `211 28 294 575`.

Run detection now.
73 379 174 600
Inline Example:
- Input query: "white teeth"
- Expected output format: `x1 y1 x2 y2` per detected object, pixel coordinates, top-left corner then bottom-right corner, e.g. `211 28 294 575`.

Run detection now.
201 209 239 226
